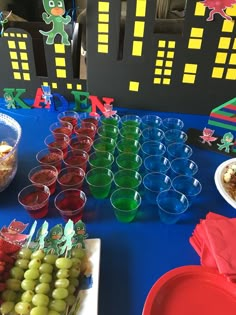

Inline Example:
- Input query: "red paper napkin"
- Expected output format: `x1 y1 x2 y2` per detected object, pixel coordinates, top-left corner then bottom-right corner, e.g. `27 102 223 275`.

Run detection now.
190 212 236 281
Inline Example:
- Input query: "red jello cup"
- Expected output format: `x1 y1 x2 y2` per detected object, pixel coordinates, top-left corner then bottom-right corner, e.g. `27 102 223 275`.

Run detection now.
44 133 70 159
63 149 89 172
78 112 100 129
74 122 97 140
69 135 93 153
18 184 50 219
57 111 79 132
57 166 85 190
54 189 87 222
28 165 58 195
36 147 63 172
49 121 73 137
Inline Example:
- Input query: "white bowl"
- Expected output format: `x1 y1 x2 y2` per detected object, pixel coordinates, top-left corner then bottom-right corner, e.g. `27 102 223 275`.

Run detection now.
0 113 22 192
214 158 236 209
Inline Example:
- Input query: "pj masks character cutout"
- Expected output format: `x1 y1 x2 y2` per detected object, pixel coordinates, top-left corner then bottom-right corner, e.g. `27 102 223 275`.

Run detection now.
201 0 236 21
39 0 71 45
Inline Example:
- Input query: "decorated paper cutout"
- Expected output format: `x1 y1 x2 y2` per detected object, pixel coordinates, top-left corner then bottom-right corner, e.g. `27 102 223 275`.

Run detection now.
3 89 30 109
45 223 65 255
4 92 16 109
201 0 236 21
217 131 234 153
26 221 37 248
72 220 88 249
0 220 29 245
60 219 75 256
199 127 218 145
39 0 71 45
33 221 49 250
0 11 11 37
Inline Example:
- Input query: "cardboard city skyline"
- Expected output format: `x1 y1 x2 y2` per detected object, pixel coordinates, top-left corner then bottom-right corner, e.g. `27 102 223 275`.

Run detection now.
0 0 236 117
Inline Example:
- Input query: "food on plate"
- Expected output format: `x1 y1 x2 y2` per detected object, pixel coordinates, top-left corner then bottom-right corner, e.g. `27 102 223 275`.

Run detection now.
0 141 17 191
222 163 236 200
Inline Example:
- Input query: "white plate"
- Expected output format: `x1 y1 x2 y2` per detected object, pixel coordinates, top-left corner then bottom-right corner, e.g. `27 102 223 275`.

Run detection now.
77 238 101 315
214 158 236 209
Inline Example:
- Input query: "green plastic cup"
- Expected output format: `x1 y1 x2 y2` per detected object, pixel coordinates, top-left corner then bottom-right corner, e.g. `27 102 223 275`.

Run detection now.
97 125 119 140
93 136 116 154
110 188 141 223
116 138 141 154
85 167 114 199
119 126 141 141
88 151 114 169
100 114 120 127
114 170 142 189
116 152 142 171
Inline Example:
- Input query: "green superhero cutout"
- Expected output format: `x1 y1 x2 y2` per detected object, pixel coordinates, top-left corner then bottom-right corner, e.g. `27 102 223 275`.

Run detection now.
217 132 234 153
39 0 71 45
45 224 65 255
72 220 88 249
60 219 75 256
33 221 49 251
4 92 16 109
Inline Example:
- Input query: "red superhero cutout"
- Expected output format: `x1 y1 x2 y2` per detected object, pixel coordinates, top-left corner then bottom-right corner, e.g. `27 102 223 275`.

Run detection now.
199 127 218 145
201 0 236 21
0 219 29 245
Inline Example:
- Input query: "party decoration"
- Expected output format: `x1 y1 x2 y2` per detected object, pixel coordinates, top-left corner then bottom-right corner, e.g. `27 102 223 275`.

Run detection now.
201 0 236 21
33 220 49 250
0 220 29 245
0 11 11 37
72 220 88 249
4 92 16 109
39 0 71 45
45 223 65 255
59 219 75 255
199 127 218 146
217 132 234 153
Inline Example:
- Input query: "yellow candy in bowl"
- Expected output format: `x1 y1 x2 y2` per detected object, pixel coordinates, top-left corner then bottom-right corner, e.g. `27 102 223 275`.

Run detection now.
0 113 21 192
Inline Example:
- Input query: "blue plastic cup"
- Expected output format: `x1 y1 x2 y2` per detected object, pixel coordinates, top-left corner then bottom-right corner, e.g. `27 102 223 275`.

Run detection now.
164 129 188 146
141 115 162 130
172 175 202 205
170 158 198 177
141 127 164 143
144 155 171 174
157 189 189 224
141 140 166 157
161 118 184 131
167 142 193 161
143 172 172 205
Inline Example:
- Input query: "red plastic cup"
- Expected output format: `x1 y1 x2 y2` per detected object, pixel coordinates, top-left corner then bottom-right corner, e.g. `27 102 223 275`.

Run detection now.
54 189 87 222
44 133 70 159
63 149 89 172
69 135 93 153
36 147 63 172
57 166 85 190
18 184 50 219
49 121 73 137
74 122 97 140
78 112 100 129
28 165 58 195
57 111 79 131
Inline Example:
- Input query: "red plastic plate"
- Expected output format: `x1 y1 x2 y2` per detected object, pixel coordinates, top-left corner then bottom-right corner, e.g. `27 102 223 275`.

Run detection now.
142 266 236 315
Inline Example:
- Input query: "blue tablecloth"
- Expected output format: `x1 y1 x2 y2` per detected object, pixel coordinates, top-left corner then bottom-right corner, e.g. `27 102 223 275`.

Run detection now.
0 106 234 315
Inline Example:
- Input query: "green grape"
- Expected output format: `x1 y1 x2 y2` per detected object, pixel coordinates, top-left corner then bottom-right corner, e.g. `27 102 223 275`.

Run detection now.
39 263 53 274
0 301 15 314
65 294 76 306
15 301 31 315
43 254 57 265
39 273 52 283
49 299 66 312
17 248 32 260
52 288 68 300
56 268 69 279
71 247 85 259
71 257 82 267
24 269 40 280
31 250 45 260
69 266 80 278
35 283 50 294
10 266 25 280
67 284 76 295
28 259 41 270
21 290 34 303
32 293 50 307
6 279 21 291
69 277 79 287
15 259 29 270
30 306 49 315
55 278 69 288
48 310 60 315
21 279 36 291
1 289 17 301
55 257 72 269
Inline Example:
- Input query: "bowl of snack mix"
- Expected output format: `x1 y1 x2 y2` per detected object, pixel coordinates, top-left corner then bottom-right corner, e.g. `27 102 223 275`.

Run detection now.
214 158 236 209
0 113 21 192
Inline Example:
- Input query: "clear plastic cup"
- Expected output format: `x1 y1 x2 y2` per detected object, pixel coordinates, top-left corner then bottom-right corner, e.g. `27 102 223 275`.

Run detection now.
162 118 184 131
100 114 120 127
57 166 85 190
164 129 188 146
78 112 100 129
114 169 142 189
88 151 114 169
141 140 166 157
119 126 142 141
57 110 79 130
63 149 89 172
141 115 162 130
167 142 193 160
49 121 73 137
74 122 97 140
92 136 116 154
36 147 63 172
171 158 198 177
141 127 164 143
69 134 93 153
116 152 142 171
86 167 113 199
44 133 70 159
97 125 119 140
172 175 202 205
116 138 141 154
120 114 141 127
144 155 171 174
